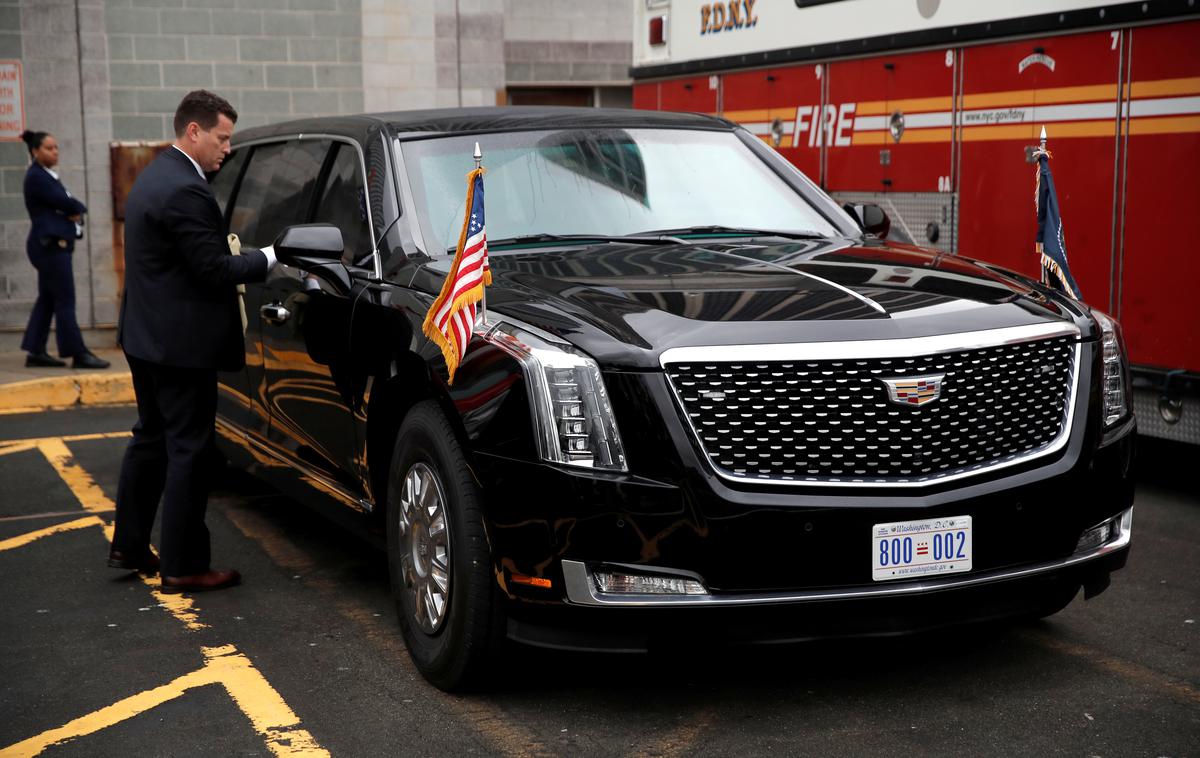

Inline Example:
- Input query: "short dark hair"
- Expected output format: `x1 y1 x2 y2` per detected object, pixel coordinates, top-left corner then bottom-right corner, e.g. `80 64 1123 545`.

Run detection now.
19 129 49 155
173 89 238 137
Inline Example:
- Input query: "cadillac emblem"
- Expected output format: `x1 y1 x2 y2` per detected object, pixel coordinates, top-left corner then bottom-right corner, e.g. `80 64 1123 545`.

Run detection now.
881 374 945 406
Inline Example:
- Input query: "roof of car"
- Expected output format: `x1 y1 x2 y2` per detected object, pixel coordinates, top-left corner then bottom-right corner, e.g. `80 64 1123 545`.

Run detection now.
233 106 737 145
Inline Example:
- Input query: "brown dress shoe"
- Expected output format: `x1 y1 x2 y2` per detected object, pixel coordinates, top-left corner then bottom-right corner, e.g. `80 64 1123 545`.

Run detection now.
108 549 160 574
160 568 241 594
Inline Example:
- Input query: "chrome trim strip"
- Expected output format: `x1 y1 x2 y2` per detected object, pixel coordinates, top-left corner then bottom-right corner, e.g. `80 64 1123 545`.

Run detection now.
661 324 1083 488
659 322 1079 365
561 507 1131 607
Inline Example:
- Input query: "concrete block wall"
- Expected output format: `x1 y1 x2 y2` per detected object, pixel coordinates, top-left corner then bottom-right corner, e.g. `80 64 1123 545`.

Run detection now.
106 0 366 137
0 0 118 336
362 0 505 112
503 0 632 86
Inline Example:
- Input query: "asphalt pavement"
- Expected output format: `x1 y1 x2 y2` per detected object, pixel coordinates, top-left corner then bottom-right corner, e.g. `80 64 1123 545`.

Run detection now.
0 406 1196 757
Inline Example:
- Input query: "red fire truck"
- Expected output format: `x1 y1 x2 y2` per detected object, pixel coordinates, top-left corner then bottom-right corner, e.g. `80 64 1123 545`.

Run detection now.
631 0 1200 445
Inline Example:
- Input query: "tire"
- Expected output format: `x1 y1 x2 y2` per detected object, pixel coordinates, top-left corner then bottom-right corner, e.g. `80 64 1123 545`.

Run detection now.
386 400 505 691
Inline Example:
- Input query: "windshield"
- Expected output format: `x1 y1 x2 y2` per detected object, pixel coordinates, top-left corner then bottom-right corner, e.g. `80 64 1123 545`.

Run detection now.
400 128 842 254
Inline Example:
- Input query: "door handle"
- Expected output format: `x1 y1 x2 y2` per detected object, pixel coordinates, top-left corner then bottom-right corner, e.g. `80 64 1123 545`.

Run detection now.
260 303 291 324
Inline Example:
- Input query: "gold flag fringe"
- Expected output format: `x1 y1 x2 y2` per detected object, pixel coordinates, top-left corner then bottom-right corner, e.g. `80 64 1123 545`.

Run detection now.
422 167 492 384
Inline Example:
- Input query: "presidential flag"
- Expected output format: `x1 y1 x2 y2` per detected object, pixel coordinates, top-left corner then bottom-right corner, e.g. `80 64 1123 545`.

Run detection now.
422 167 491 384
1034 149 1082 300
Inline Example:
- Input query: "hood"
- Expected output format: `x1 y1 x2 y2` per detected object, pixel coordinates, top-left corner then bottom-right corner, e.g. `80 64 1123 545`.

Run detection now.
412 238 1092 370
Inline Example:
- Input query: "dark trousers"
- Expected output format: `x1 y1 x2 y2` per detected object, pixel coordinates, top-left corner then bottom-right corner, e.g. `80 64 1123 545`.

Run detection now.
20 240 86 357
112 354 218 578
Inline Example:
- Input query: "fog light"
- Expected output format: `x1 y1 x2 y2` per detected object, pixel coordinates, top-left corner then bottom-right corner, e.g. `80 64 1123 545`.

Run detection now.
594 570 706 596
1075 522 1111 553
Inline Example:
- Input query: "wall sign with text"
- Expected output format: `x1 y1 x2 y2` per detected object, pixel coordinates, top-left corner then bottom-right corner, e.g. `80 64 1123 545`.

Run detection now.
0 61 25 141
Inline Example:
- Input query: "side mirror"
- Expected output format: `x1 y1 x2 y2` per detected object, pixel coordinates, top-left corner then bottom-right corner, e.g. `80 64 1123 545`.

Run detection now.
274 223 344 262
273 224 351 294
843 203 891 239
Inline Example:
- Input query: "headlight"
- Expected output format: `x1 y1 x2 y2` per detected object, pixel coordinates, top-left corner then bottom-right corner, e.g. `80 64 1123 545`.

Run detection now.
484 320 627 471
1092 310 1129 426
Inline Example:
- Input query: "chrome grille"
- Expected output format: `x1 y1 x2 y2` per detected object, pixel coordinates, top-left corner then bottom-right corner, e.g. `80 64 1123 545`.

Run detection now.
665 335 1079 485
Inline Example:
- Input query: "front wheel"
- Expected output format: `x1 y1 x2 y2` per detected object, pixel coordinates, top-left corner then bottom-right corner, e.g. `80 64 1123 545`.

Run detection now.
386 400 504 691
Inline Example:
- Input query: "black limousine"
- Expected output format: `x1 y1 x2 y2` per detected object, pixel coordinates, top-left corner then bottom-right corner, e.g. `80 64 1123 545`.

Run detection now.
211 107 1134 690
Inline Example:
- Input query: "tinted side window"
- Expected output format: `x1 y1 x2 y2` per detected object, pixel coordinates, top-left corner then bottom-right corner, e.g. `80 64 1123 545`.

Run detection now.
313 142 371 265
229 139 330 247
209 148 246 220
229 142 286 246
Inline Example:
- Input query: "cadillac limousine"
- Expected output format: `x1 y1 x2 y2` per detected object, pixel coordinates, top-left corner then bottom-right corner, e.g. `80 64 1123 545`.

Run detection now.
210 107 1135 690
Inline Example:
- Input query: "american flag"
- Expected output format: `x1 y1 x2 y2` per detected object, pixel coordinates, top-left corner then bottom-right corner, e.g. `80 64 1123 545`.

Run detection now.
1034 149 1081 300
422 167 491 384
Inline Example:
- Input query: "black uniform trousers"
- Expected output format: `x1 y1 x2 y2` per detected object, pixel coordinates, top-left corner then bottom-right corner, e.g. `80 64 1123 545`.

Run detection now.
20 241 85 358
112 353 218 578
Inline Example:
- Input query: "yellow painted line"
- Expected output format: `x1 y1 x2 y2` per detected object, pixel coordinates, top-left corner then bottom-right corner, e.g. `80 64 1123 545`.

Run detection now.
0 431 130 458
1128 114 1200 136
628 706 716 758
0 515 104 552
33 437 208 630
203 645 330 757
0 440 37 456
0 509 114 523
37 439 118 516
1021 628 1200 706
2 645 328 758
0 374 134 415
0 436 321 756
223 505 549 757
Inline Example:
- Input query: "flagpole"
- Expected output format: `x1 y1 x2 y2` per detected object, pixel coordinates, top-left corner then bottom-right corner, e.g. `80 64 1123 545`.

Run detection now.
474 140 487 325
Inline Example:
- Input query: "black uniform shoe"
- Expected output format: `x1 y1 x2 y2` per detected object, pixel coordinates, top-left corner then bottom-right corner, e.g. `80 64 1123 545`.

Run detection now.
26 352 67 367
72 351 111 369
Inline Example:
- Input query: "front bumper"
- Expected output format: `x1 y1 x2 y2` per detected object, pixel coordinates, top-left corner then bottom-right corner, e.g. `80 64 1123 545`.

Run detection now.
505 543 1127 652
471 354 1135 648
560 506 1131 607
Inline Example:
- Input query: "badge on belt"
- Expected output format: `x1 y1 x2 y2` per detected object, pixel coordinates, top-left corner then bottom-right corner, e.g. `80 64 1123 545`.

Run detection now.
57 240 67 249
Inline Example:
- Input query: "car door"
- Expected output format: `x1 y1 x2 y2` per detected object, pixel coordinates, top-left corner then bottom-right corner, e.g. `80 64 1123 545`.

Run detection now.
258 139 373 497
210 147 257 434
224 141 293 450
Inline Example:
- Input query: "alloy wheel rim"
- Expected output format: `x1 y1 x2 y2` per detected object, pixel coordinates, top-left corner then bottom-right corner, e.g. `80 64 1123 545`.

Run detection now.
397 461 451 634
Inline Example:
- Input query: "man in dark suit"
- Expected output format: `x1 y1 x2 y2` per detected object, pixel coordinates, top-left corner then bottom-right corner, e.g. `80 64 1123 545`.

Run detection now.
109 90 276 592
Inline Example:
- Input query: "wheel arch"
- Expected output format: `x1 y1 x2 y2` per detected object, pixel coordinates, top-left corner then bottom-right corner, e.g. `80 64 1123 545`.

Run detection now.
364 350 472 525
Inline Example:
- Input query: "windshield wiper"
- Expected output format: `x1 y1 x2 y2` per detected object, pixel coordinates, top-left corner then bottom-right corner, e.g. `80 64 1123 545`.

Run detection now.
633 225 827 240
465 232 685 252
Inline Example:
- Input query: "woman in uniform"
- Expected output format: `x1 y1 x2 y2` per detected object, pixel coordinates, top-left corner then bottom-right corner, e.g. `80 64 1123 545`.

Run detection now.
19 129 108 369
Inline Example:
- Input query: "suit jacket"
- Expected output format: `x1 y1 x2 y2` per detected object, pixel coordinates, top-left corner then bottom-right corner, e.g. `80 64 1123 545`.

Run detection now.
24 163 87 252
119 147 269 372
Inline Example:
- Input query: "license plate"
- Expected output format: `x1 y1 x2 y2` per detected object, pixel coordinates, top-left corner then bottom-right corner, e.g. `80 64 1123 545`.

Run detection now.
871 515 972 582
